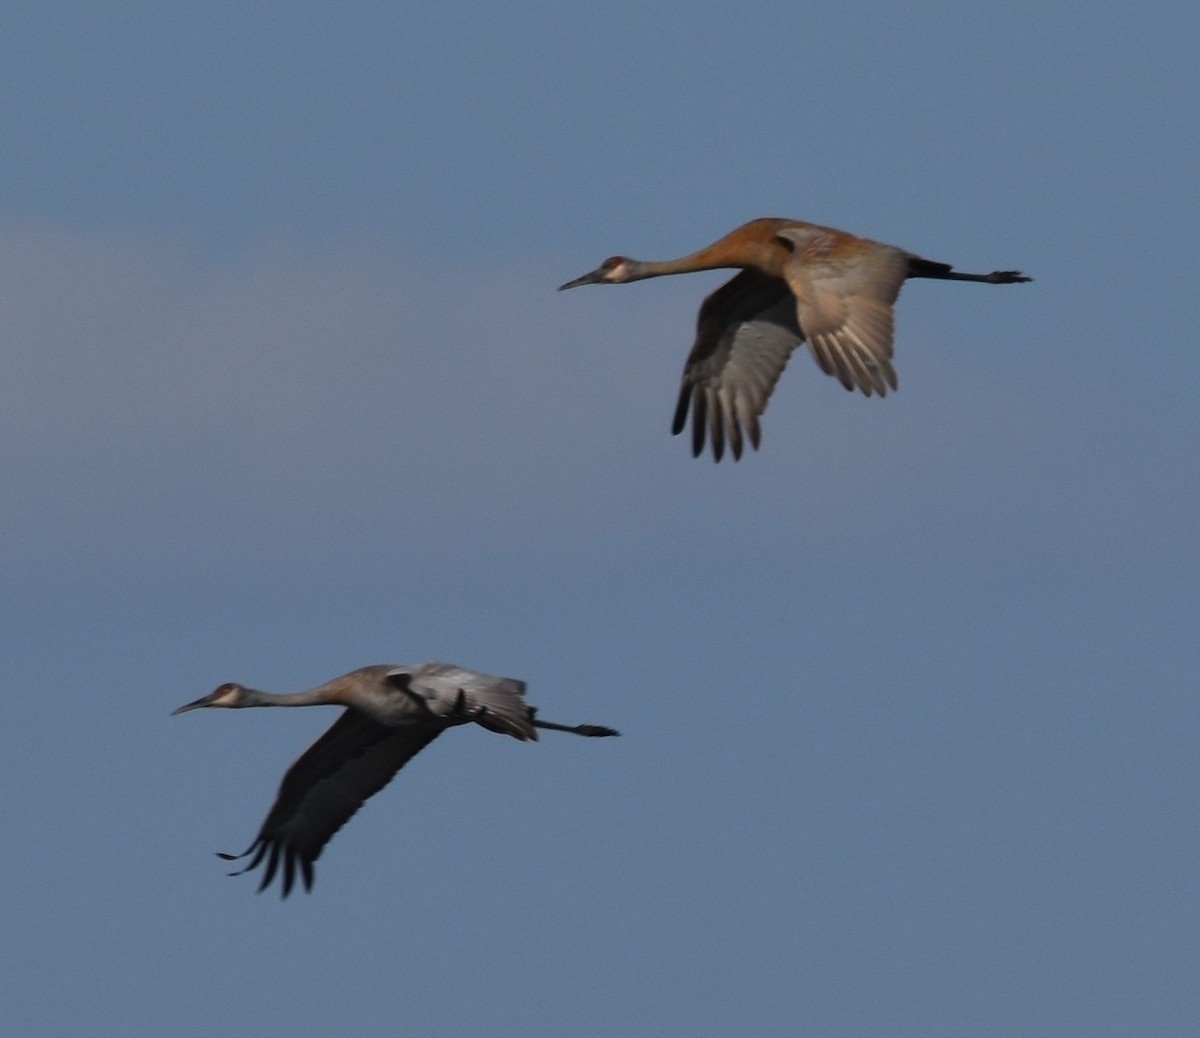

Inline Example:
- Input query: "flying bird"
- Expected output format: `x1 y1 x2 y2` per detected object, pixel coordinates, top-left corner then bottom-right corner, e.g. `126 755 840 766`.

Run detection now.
560 217 1031 461
173 662 619 897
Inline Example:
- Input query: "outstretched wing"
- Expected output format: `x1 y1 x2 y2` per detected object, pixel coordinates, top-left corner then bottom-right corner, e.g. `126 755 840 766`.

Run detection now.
776 226 907 397
219 709 444 897
672 269 803 462
407 663 538 741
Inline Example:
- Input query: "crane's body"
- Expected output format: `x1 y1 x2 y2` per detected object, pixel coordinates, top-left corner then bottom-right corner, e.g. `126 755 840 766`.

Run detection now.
560 217 1031 461
173 662 618 896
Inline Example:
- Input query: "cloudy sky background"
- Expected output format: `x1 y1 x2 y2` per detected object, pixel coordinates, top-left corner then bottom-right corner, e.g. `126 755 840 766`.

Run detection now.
3 3 1197 1035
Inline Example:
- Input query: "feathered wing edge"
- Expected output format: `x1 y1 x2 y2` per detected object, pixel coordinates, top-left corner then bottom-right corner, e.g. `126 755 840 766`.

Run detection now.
447 674 538 741
218 710 444 898
783 239 907 401
803 296 898 397
672 270 802 462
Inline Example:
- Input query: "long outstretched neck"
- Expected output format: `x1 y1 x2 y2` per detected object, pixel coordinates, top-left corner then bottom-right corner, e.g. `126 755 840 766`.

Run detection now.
173 680 346 715
906 256 1031 284
237 686 340 707
626 241 753 281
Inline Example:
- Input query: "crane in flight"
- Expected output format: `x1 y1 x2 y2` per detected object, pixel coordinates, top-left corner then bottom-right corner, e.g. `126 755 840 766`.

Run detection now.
560 217 1031 461
173 662 619 897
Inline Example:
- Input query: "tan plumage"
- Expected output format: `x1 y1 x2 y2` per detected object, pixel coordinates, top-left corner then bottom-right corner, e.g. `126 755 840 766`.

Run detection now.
560 218 1031 461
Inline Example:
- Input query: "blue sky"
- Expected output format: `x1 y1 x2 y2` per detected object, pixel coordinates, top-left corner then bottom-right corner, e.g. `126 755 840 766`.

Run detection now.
2 3 1197 1035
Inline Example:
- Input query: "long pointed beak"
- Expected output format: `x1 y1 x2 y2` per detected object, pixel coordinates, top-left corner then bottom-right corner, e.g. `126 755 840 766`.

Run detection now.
172 694 213 715
558 268 607 291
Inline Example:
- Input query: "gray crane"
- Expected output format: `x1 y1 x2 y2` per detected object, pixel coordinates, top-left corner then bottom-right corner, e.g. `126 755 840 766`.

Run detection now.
173 662 619 897
560 217 1030 461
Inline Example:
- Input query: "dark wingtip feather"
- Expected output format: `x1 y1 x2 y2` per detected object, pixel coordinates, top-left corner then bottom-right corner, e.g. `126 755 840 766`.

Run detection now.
727 408 743 461
747 416 762 453
282 850 296 898
710 392 725 462
222 839 270 878
216 841 255 862
671 383 691 436
219 836 315 898
257 843 281 894
691 390 707 458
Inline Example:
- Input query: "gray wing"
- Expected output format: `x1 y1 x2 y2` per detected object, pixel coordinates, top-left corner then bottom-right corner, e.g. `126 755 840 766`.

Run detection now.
776 226 907 397
672 269 803 462
403 662 538 741
219 708 444 897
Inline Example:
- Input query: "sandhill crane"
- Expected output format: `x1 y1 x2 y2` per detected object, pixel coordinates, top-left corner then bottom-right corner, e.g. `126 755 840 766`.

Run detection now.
173 662 619 897
560 217 1031 461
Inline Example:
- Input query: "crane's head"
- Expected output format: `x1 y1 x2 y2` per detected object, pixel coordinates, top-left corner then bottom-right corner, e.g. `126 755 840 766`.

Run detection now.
558 256 637 290
172 682 248 714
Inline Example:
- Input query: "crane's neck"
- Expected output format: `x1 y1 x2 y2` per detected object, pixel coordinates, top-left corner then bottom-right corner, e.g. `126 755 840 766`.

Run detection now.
625 237 784 282
624 249 737 281
235 685 343 708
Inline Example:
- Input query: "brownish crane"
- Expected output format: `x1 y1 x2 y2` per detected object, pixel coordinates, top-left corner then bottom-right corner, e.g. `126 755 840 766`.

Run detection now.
560 217 1030 461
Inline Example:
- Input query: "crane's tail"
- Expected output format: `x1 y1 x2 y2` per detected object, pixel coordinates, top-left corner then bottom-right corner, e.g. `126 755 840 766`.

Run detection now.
444 680 539 741
449 675 620 740
906 256 1031 284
